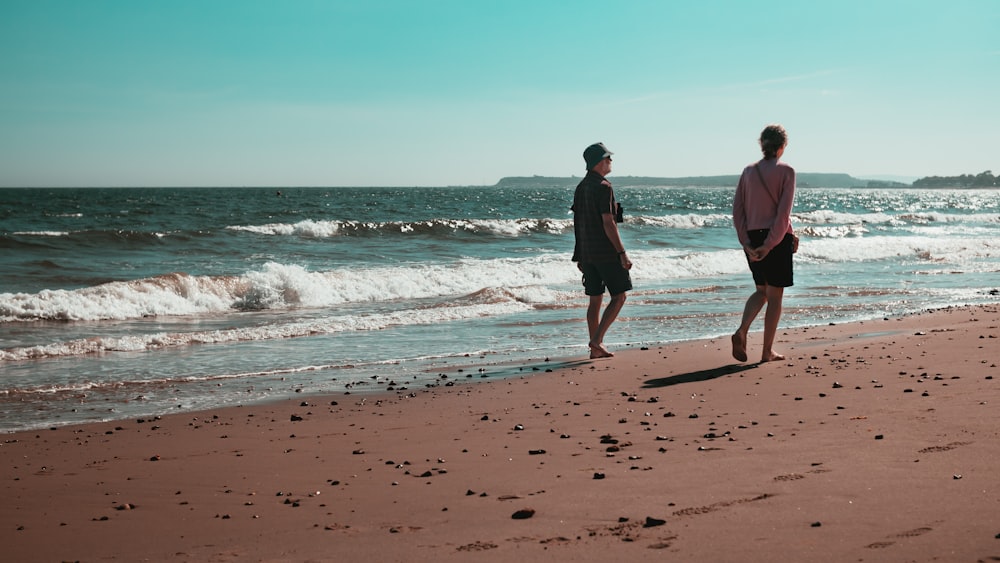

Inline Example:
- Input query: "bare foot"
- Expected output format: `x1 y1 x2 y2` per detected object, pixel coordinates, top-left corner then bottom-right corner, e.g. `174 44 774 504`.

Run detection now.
589 343 614 359
760 352 785 363
731 333 747 362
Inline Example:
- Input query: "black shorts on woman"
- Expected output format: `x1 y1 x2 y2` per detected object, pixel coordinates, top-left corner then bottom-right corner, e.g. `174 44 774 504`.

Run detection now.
746 229 794 288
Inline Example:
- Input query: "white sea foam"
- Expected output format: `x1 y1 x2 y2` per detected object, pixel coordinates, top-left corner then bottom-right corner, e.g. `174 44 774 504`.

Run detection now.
228 219 345 237
897 212 1000 224
224 211 999 241
794 210 999 227
0 299 534 361
0 273 237 322
12 231 70 236
796 235 999 263
634 214 730 229
227 218 574 237
4 231 995 325
0 257 578 323
794 210 899 225
798 225 868 238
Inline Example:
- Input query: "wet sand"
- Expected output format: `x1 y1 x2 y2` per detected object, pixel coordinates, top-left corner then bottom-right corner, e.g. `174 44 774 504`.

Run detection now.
2 304 998 562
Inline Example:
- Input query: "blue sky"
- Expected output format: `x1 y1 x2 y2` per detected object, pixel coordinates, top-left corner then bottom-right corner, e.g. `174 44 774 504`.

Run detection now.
1 0 997 187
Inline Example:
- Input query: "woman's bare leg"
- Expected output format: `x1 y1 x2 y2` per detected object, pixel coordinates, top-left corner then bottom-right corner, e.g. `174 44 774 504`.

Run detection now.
760 285 785 362
732 285 767 362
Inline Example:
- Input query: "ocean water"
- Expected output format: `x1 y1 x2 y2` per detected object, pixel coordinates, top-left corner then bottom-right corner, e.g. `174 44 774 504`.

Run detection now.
2 185 998 433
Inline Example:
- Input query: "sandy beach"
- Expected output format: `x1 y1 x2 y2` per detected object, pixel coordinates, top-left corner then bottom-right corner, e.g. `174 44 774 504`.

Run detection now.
2 304 998 562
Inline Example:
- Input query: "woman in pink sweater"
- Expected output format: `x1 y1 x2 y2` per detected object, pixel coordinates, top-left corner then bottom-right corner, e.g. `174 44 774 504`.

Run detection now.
731 124 797 363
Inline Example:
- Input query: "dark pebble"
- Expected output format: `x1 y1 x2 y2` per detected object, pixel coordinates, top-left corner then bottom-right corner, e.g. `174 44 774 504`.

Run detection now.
643 516 666 528
593 472 606 480
511 508 535 519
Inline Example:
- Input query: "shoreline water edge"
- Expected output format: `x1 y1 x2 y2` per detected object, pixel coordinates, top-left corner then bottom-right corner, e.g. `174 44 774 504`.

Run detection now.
2 186 1000 433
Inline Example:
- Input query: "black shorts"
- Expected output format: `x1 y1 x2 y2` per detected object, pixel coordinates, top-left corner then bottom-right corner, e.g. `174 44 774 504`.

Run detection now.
747 230 794 288
579 261 633 296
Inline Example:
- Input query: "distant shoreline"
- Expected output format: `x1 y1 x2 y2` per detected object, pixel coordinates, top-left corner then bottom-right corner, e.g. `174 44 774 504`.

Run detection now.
5 173 999 190
495 170 998 189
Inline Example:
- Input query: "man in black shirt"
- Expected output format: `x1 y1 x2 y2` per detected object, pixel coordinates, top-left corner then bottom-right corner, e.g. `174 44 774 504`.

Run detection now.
571 142 632 359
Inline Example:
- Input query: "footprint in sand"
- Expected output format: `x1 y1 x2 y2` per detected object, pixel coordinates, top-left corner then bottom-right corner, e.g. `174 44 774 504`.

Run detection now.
866 541 895 549
865 525 934 549
456 541 498 552
918 441 971 454
893 527 933 538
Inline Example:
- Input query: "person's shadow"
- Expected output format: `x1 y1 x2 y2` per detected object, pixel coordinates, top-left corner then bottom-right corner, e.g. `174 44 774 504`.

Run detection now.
642 363 757 388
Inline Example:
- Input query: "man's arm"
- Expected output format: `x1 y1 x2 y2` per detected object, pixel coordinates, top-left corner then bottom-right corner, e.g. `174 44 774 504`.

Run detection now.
602 213 632 270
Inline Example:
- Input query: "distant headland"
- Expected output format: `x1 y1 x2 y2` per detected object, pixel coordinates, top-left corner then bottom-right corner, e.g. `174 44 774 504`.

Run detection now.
495 170 997 189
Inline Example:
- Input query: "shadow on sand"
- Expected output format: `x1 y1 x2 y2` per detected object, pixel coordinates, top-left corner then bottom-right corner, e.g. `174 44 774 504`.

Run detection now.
642 363 758 388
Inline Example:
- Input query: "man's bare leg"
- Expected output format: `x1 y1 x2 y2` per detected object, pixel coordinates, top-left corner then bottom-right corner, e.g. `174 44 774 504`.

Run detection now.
760 285 785 362
586 295 604 356
732 285 767 362
588 292 626 358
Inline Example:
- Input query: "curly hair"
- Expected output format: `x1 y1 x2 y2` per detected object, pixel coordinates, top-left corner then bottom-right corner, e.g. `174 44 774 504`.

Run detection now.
759 124 788 159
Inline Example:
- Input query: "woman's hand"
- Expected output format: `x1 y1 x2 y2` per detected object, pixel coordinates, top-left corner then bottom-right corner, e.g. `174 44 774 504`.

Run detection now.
745 245 767 262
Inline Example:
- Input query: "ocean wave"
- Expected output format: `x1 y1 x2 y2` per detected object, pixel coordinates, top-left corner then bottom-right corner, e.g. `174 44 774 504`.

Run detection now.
796 236 1000 263
0 257 577 323
0 299 534 361
5 229 174 245
3 233 996 324
227 217 574 238
11 231 71 237
896 212 1000 224
794 210 899 225
794 210 1000 226
225 210 1000 241
633 213 730 229
798 225 869 238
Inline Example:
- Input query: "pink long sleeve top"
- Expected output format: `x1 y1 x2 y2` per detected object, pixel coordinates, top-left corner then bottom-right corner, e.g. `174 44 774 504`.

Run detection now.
732 158 796 252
